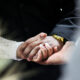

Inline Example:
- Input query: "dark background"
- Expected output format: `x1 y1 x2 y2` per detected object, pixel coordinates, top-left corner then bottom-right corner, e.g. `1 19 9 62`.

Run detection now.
0 0 75 41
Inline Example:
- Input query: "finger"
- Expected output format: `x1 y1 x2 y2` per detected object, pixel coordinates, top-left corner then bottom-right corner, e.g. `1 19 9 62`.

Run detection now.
39 44 48 60
27 46 40 61
17 42 27 59
49 43 61 53
32 50 43 62
17 42 26 52
44 43 53 56
22 33 47 51
53 46 58 52
17 49 27 60
23 40 42 57
39 42 75 65
38 32 47 40
25 32 47 43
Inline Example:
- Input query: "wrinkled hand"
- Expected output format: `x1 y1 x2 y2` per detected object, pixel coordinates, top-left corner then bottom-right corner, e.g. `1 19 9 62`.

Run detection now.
16 32 47 60
17 33 63 62
37 41 75 65
27 36 63 62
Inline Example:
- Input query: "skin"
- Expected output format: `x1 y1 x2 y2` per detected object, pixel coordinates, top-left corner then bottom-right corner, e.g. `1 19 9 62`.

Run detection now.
31 36 63 62
17 32 63 63
37 41 75 65
17 32 47 59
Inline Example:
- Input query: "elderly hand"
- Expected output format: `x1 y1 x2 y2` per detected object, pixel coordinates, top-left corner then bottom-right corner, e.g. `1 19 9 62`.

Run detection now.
17 33 63 62
26 36 63 62
16 32 47 59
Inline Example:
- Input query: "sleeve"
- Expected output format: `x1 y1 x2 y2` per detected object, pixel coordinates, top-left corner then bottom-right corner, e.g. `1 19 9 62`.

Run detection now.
50 24 77 41
50 8 80 41
0 37 23 61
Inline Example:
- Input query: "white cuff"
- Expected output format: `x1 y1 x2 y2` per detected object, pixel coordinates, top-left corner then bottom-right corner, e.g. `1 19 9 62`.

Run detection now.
0 37 23 61
11 42 23 61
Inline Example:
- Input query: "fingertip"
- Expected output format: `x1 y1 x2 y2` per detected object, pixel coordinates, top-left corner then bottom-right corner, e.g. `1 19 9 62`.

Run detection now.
54 46 58 52
39 32 47 39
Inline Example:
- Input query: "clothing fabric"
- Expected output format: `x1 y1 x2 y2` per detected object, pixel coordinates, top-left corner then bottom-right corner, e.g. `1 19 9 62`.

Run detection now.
0 37 22 60
0 0 75 41
51 8 80 41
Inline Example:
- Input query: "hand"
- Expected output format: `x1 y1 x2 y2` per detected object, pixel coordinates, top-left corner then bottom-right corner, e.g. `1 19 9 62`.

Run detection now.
16 32 47 60
37 41 75 65
27 36 63 62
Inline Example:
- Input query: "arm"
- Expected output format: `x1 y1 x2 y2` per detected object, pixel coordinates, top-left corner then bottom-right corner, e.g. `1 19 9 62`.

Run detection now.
0 37 22 60
0 32 47 61
51 8 79 41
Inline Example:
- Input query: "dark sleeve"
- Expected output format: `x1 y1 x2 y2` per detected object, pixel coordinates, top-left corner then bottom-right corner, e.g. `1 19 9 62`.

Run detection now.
51 9 80 41
51 24 77 41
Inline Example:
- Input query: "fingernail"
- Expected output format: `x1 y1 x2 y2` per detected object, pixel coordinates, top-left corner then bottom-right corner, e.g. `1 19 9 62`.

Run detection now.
40 33 47 39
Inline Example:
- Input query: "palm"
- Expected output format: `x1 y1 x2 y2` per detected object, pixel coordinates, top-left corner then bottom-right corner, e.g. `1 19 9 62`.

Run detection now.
39 41 75 65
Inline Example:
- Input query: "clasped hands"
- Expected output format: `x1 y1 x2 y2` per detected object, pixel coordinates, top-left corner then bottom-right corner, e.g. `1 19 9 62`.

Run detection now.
17 33 75 65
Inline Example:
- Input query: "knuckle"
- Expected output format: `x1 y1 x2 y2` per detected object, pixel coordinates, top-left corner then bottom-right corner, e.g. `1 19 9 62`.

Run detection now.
29 44 33 49
33 42 37 45
20 43 25 49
